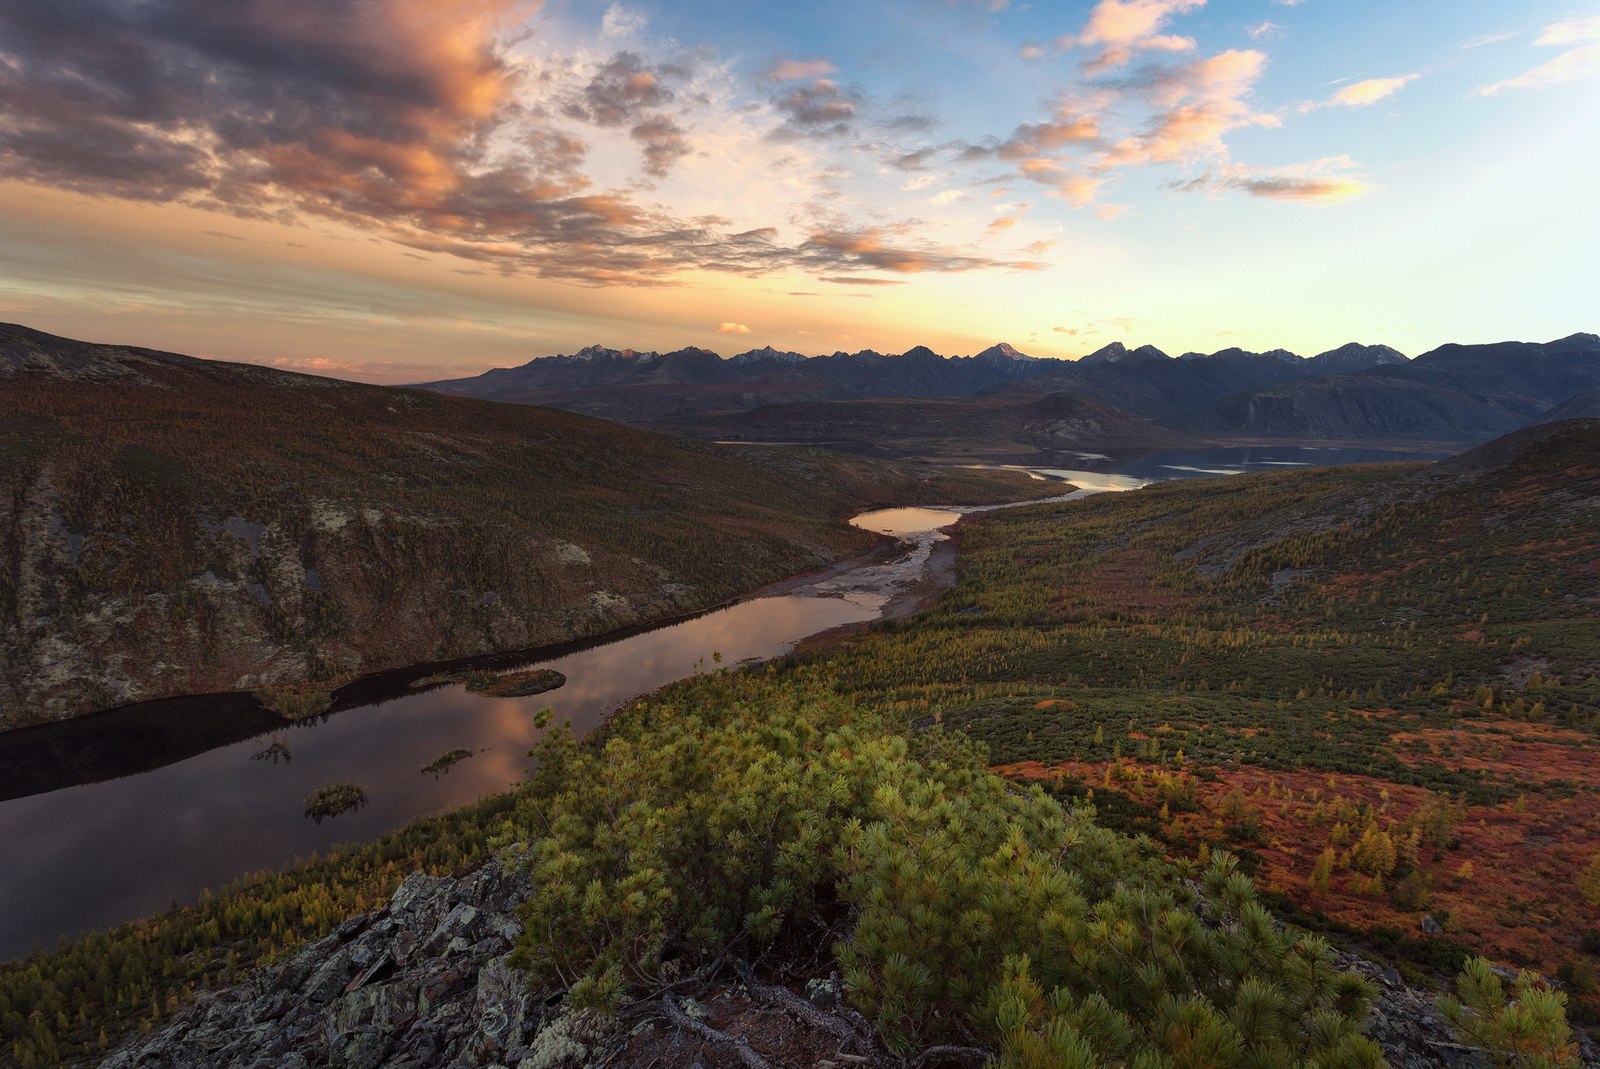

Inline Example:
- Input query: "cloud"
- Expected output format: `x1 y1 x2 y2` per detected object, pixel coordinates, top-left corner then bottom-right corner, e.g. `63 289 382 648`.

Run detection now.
1049 173 1106 207
819 276 907 286
567 51 687 127
717 321 751 334
0 0 1027 286
1066 0 1207 74
764 58 837 82
1303 74 1418 110
962 39 1314 214
1102 49 1277 166
769 80 860 139
1004 117 1102 155
893 147 941 171
1173 156 1372 203
630 115 691 177
1462 30 1519 50
987 203 1029 231
801 227 1037 273
1478 17 1600 95
1247 21 1284 41
600 4 647 37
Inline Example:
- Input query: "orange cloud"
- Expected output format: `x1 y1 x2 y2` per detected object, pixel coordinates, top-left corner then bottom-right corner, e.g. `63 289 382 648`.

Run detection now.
1069 0 1206 73
1299 74 1418 111
717 322 752 334
988 203 1029 231
1176 157 1373 204
1102 49 1275 167
800 228 1026 274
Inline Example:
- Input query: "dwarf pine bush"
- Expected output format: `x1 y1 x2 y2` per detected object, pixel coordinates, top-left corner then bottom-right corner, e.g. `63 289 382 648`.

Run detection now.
1439 957 1578 1068
510 670 1385 1066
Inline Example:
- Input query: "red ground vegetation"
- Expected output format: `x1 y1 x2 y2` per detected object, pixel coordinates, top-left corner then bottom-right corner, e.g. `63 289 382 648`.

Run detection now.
996 757 1600 993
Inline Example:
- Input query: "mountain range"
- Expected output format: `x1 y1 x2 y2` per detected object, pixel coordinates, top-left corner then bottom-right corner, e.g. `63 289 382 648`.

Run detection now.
417 334 1599 454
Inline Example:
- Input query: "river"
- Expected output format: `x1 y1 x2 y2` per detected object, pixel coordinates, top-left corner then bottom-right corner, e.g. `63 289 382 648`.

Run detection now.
0 501 986 959
0 444 1440 959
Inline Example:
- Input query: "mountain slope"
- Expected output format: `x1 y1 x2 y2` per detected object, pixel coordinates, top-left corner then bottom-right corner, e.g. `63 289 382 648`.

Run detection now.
1176 334 1600 445
0 323 1050 728
660 389 1193 458
1541 390 1600 423
1173 364 1533 443
1303 341 1408 374
801 416 1600 1008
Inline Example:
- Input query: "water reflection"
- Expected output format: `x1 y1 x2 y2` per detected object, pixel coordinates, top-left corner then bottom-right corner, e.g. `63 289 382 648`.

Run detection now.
0 538 903 958
850 506 961 538
0 445 1436 958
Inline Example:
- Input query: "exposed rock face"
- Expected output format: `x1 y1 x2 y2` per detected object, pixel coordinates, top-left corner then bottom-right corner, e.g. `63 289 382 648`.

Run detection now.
101 861 549 1069
100 854 1579 1069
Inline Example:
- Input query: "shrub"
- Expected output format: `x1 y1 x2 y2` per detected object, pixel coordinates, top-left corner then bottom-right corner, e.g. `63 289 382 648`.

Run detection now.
1438 956 1578 1068
509 672 1383 1065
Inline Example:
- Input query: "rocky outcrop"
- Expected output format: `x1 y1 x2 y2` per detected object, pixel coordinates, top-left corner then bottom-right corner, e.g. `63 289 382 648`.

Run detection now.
101 852 1587 1069
99 856 879 1069
102 861 547 1069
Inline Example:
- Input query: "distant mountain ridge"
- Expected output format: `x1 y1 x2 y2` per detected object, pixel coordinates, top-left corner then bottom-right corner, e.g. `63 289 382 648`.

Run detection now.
417 333 1598 451
1175 334 1600 445
413 338 1412 430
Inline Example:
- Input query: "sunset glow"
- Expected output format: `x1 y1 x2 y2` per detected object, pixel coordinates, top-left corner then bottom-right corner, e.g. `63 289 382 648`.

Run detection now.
1 0 1595 380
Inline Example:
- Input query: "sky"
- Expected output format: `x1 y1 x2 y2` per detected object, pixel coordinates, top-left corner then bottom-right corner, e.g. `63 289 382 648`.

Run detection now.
0 0 1596 382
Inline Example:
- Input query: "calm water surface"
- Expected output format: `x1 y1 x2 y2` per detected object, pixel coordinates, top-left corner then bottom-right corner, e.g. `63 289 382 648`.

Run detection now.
0 505 975 959
0 446 1436 958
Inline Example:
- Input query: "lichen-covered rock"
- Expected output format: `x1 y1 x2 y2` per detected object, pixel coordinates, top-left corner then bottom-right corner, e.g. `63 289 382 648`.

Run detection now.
99 860 586 1069
103 852 1597 1069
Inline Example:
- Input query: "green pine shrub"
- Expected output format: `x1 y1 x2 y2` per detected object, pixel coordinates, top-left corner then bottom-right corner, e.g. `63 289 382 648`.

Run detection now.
509 670 1385 1065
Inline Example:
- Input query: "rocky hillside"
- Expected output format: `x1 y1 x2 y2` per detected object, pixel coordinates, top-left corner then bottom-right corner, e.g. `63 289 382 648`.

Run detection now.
1541 390 1600 424
98 850 1539 1069
0 323 1050 728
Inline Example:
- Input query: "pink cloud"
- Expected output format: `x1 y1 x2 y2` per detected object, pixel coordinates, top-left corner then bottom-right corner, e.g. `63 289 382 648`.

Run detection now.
1069 0 1206 73
764 58 838 82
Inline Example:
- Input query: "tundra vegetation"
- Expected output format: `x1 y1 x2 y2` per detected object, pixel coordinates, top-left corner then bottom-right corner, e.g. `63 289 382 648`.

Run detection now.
788 424 1600 1017
3 421 1595 1067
